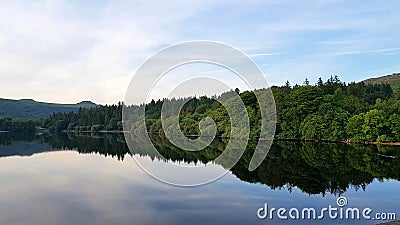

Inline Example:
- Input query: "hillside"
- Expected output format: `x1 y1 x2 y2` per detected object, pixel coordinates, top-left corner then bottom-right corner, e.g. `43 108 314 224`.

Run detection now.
0 98 97 119
363 73 400 93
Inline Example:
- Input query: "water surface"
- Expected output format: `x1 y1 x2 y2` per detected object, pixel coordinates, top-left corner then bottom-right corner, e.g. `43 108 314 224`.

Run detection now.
0 133 398 225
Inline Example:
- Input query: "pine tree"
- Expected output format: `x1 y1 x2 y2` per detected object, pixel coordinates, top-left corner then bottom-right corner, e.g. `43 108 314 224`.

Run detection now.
317 77 323 87
304 77 310 86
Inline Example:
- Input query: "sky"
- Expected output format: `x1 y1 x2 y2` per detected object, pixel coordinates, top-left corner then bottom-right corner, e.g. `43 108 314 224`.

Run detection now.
0 0 399 104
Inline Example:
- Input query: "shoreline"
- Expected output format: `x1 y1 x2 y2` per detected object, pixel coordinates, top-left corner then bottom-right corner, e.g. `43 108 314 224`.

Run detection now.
41 130 400 146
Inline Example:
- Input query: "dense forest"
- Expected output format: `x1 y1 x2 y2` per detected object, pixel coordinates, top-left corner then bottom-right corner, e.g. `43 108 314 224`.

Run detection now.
9 76 400 143
0 117 38 133
41 103 123 133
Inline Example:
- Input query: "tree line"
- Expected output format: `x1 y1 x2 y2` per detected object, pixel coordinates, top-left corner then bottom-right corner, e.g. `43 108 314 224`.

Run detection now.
27 76 400 142
41 103 123 133
0 117 38 133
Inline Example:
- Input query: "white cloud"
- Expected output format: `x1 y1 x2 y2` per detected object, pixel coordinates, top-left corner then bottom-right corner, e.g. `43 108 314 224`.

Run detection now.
0 0 399 103
248 52 286 57
329 48 400 56
0 0 217 104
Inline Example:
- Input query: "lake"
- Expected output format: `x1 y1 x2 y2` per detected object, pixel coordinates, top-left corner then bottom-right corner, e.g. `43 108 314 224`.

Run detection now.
0 133 399 225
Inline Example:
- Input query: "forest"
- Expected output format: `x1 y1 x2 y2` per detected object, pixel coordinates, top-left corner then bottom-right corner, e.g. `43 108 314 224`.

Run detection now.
24 76 400 142
0 117 38 133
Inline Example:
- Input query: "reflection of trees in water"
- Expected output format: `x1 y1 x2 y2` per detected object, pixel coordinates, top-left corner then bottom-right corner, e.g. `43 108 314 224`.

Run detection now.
1 133 399 196
44 133 130 161
233 141 400 196
0 132 40 145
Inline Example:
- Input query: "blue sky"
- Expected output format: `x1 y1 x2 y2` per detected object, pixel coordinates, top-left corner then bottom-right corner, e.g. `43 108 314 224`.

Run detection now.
0 0 399 104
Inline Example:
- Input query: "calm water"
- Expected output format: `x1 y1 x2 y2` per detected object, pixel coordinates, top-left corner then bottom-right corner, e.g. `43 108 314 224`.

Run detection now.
0 133 399 225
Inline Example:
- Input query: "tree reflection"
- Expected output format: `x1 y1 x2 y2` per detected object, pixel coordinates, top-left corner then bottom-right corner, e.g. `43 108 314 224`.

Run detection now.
0 133 398 196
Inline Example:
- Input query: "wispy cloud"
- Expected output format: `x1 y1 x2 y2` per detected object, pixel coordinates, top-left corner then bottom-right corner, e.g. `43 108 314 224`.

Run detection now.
329 48 400 56
248 52 286 57
319 41 353 45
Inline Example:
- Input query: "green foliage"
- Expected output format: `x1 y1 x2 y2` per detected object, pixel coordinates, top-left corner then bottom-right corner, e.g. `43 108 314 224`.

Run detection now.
43 103 123 133
37 76 400 142
0 117 38 133
274 77 393 142
345 114 364 142
362 109 386 141
91 124 104 132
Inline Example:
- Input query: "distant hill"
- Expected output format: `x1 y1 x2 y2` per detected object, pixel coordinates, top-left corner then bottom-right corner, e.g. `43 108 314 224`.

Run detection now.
0 98 97 119
363 73 400 93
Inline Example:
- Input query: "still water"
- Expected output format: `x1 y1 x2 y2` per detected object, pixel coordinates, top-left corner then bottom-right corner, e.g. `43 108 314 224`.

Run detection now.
0 133 399 225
